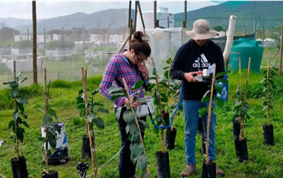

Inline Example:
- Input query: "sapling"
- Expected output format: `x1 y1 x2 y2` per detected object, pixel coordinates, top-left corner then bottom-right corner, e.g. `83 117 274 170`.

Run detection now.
108 79 150 178
4 64 29 177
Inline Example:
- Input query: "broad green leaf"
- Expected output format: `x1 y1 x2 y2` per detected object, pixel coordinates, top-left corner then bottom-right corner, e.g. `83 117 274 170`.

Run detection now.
130 143 144 159
131 80 144 90
47 131 57 148
37 108 44 113
11 88 19 98
78 89 83 95
170 103 177 109
22 121 29 128
9 81 19 89
201 90 210 103
97 108 109 113
49 108 58 121
198 107 207 117
87 113 95 123
19 104 25 112
233 115 240 122
93 117 105 129
37 137 45 142
138 120 149 130
107 86 124 95
16 72 22 79
148 83 156 90
115 107 123 121
123 110 134 124
126 122 137 134
214 96 224 108
43 114 52 126
111 94 126 101
93 102 103 106
80 109 85 118
241 106 248 115
20 113 27 119
216 71 227 78
141 170 147 178
9 120 15 129
92 90 98 96
131 130 139 144
16 127 25 142
262 106 267 112
217 78 228 84
137 154 148 171
53 124 61 133
17 97 28 105
13 111 19 121
214 83 223 94
18 77 27 84
262 101 267 106
77 103 86 109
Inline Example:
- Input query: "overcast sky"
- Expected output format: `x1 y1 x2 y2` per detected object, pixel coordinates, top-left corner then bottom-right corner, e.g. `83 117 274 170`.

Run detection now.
0 0 220 19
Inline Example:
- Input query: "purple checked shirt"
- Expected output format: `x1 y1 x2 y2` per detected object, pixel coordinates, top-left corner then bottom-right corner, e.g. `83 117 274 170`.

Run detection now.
99 53 145 108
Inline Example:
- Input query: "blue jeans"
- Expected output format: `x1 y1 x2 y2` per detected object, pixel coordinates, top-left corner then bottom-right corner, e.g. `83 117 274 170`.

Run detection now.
182 100 216 166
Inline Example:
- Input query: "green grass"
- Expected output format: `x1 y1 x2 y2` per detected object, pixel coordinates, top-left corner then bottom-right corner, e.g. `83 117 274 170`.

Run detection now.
1 69 283 178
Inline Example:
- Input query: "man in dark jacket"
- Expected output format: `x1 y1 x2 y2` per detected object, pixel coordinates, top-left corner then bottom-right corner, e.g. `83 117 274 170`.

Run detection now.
170 19 225 177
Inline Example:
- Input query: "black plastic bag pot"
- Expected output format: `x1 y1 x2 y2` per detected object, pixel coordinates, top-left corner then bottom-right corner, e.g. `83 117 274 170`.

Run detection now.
233 122 240 140
82 135 94 159
234 138 248 162
200 133 206 155
263 124 274 145
10 156 28 178
201 161 216 178
41 170 58 178
197 117 203 134
155 151 170 178
162 111 170 126
166 127 177 150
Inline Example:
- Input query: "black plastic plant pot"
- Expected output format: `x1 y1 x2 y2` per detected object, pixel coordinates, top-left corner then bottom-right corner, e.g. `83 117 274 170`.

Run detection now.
166 127 177 150
200 133 206 155
41 170 58 178
155 151 170 178
234 138 249 162
263 124 274 145
233 122 241 140
10 156 28 178
197 117 203 134
201 161 216 178
82 135 94 159
162 111 170 126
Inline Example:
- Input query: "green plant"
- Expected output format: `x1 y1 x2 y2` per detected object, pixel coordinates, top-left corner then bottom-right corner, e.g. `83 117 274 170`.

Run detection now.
108 79 149 178
3 72 29 160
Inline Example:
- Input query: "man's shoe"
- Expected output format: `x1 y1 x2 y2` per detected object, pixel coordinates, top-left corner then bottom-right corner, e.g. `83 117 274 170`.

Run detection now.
180 164 196 177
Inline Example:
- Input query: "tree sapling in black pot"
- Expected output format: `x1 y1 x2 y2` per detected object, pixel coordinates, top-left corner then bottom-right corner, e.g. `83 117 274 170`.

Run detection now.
4 67 29 178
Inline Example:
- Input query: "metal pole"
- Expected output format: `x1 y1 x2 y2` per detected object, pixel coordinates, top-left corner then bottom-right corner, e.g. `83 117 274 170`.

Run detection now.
262 26 264 46
253 21 257 39
134 1 138 32
137 1 145 32
32 1 37 84
154 1 157 28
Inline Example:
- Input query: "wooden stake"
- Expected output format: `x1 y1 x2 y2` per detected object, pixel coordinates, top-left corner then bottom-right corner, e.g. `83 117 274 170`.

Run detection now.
150 57 166 153
81 67 98 178
122 78 151 177
13 61 19 161
43 68 49 174
267 61 270 125
238 57 244 141
206 64 216 164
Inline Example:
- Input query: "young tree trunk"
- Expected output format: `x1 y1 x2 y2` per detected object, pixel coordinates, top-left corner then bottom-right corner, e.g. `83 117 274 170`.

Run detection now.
44 68 49 173
238 57 244 141
267 61 270 125
13 61 19 161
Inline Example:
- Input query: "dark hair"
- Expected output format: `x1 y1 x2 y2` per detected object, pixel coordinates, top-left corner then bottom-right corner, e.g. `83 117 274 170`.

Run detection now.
130 31 151 57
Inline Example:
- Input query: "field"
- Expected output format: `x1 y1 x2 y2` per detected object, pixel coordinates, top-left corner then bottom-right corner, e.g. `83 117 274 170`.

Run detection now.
1 47 283 178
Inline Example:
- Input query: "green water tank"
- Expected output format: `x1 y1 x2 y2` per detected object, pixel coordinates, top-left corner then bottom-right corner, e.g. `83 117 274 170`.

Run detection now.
230 38 264 73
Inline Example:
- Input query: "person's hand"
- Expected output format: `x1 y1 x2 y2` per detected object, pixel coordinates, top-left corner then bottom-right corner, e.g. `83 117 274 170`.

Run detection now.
184 72 198 82
124 98 141 108
137 62 149 80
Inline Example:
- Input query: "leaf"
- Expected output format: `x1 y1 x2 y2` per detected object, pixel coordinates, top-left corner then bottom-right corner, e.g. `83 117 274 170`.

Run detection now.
17 97 28 105
13 111 19 121
49 108 58 121
198 107 207 118
9 81 19 89
115 107 123 121
131 80 144 90
137 154 148 171
37 137 45 142
20 112 27 119
130 143 144 160
8 120 15 129
107 86 124 95
111 93 126 101
78 89 83 95
214 83 223 94
138 120 149 130
16 72 22 79
214 96 224 108
233 115 240 122
241 106 248 115
80 109 85 118
92 90 98 96
37 108 44 113
123 110 134 124
97 108 109 113
43 114 52 126
216 71 227 78
201 90 210 103
47 131 57 148
16 127 25 142
141 170 147 178
18 77 27 84
126 122 137 134
217 78 228 84
77 103 86 109
93 117 105 129
11 87 19 98
87 113 95 123
262 105 267 112
131 130 139 144
53 124 61 133
22 121 29 128
148 83 156 90
18 104 25 112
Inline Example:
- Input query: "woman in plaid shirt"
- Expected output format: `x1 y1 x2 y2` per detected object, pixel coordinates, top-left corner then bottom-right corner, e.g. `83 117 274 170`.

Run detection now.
99 31 151 178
